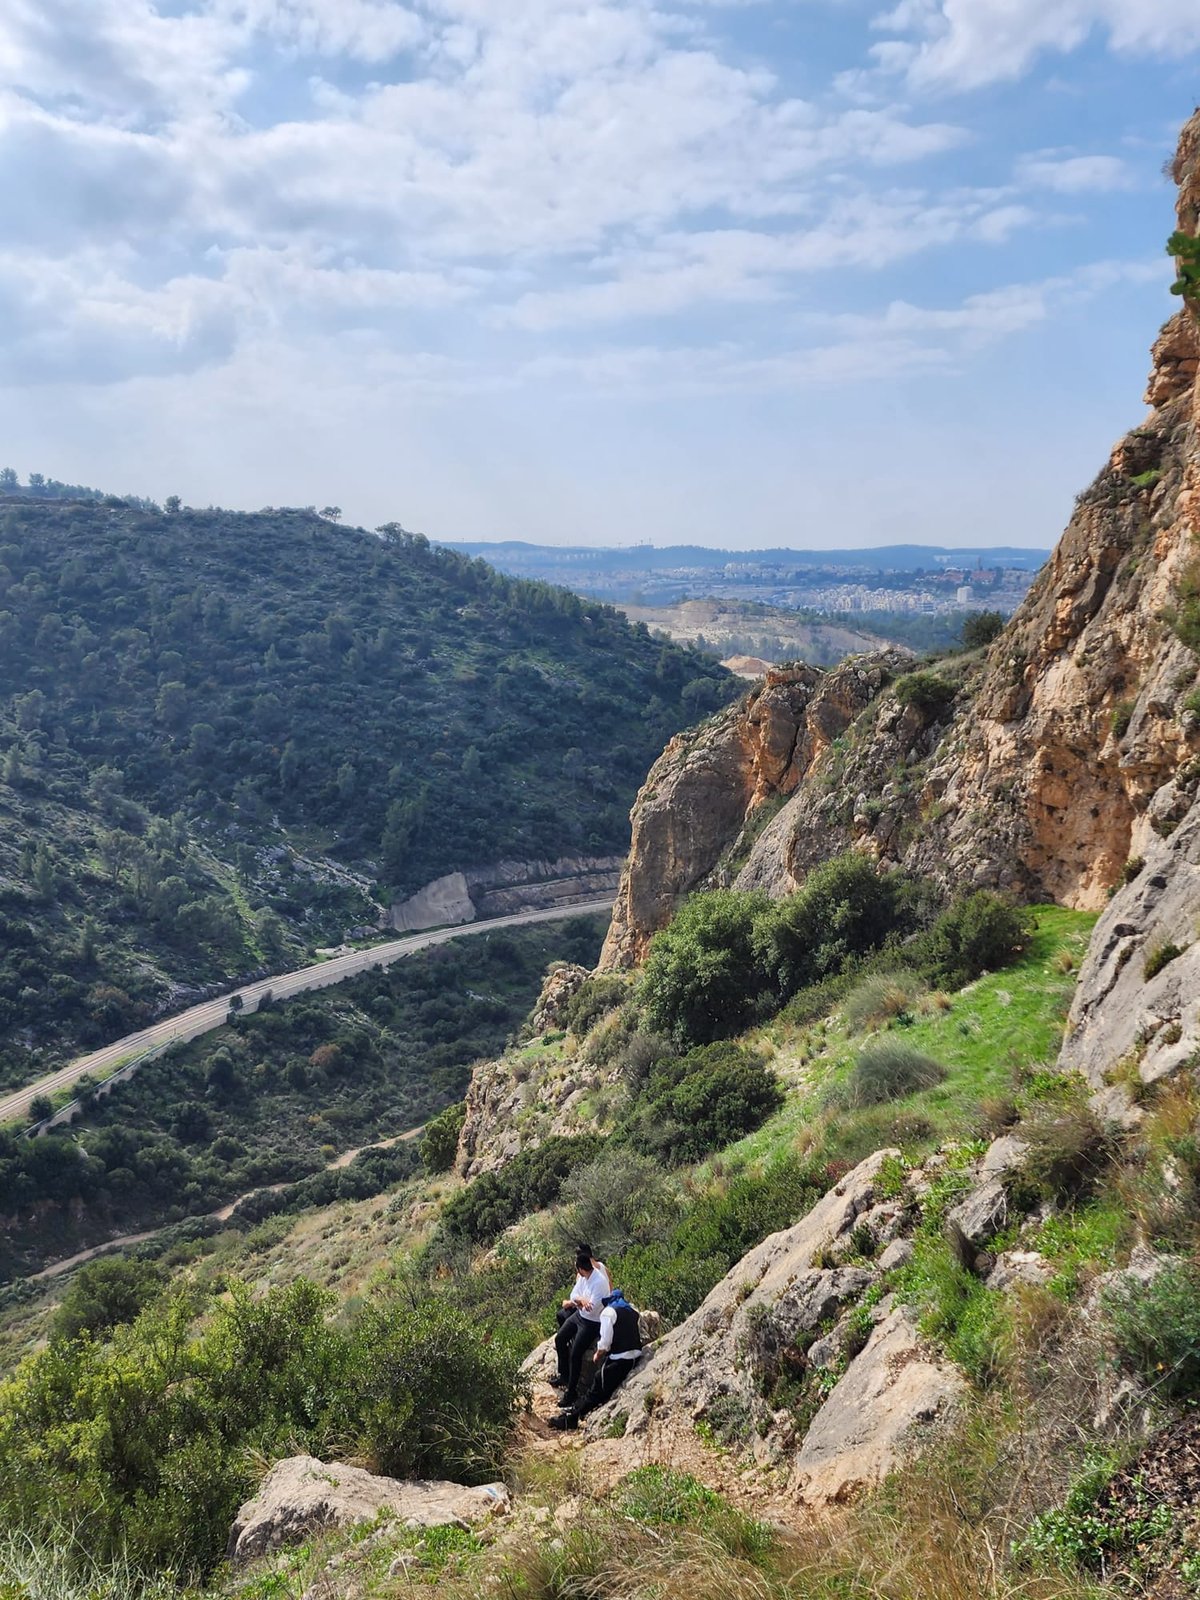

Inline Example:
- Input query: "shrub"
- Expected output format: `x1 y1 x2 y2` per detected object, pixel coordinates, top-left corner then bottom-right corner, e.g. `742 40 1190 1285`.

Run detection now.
960 611 1005 651
351 1297 526 1481
778 972 852 1026
1111 700 1135 739
639 890 770 1046
916 890 1033 988
1104 1258 1200 1399
51 1257 166 1343
1011 1106 1110 1207
839 1041 946 1107
1144 939 1185 979
755 853 921 999
439 1133 603 1243
894 670 957 717
421 1099 466 1174
564 975 628 1036
616 1042 783 1165
844 970 928 1033
553 1148 675 1256
613 1028 672 1092
1119 855 1145 886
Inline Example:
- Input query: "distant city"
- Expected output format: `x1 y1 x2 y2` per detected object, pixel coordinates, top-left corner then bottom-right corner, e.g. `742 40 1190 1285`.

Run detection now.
441 541 1049 619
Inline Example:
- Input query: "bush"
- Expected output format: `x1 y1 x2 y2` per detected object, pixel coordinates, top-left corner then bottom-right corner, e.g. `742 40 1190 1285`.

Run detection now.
554 1148 675 1256
916 891 1033 988
960 611 1005 651
564 975 628 1037
421 1100 466 1174
755 853 921 1000
1011 1106 1110 1207
351 1297 526 1481
893 670 957 717
1144 940 1185 979
1103 1258 1200 1400
839 1041 946 1107
439 1133 603 1243
616 1042 783 1165
613 1028 672 1092
844 970 928 1033
639 890 770 1046
51 1257 166 1343
615 1466 773 1563
1111 700 1134 739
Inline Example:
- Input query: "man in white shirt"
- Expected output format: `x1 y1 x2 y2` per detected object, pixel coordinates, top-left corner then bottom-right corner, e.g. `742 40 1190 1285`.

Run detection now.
549 1288 643 1431
551 1247 611 1405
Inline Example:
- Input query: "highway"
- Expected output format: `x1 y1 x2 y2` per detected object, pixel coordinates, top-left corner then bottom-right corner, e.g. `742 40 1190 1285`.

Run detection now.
1 899 614 1131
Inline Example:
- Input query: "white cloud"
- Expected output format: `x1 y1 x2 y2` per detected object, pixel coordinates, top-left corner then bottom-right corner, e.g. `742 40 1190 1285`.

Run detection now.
873 0 1200 90
1016 152 1134 192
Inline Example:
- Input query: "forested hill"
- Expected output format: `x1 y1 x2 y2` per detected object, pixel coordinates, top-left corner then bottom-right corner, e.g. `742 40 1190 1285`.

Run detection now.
0 495 732 1073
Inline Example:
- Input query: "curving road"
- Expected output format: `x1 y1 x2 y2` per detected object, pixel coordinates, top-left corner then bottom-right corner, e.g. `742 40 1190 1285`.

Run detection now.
2 899 614 1132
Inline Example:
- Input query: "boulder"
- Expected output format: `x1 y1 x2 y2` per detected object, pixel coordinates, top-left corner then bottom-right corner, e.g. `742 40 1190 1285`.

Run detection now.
227 1457 509 1566
584 1149 897 1446
986 1249 1055 1293
789 1306 965 1505
945 1177 1009 1267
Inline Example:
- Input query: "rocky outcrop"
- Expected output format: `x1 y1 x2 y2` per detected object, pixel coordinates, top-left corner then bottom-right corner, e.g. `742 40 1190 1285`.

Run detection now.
605 113 1200 937
527 963 590 1035
790 1304 965 1504
600 654 910 967
227 1457 509 1565
1059 790 1200 1095
569 1148 963 1504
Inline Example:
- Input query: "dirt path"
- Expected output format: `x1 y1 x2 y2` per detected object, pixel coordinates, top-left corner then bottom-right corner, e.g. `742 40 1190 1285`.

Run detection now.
28 1126 425 1282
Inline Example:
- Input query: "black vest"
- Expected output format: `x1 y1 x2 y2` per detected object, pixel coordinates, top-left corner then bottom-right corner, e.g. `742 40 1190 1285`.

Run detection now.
608 1303 642 1356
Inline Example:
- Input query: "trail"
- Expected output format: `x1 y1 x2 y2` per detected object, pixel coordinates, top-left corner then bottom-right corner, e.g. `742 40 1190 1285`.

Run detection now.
28 1127 425 1282
3 898 614 1130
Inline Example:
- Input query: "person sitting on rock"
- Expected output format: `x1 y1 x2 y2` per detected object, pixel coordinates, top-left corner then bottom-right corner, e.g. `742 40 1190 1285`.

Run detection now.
551 1246 610 1406
550 1288 643 1431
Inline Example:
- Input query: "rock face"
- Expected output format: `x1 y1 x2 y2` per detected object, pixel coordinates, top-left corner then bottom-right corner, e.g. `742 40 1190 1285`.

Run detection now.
578 1149 962 1504
1059 791 1200 1094
600 654 910 967
227 1457 510 1565
601 111 1200 954
790 1305 965 1505
391 855 621 933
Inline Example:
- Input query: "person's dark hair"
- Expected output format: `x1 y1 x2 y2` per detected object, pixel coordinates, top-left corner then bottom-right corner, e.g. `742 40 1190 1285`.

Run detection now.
576 1241 595 1257
575 1250 593 1272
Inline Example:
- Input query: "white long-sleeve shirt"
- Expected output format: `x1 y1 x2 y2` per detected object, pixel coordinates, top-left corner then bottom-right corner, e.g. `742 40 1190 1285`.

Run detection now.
597 1303 641 1360
569 1263 610 1322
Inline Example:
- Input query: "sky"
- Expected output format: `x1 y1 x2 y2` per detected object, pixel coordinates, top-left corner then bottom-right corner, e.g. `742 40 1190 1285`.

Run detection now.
0 2 1197 550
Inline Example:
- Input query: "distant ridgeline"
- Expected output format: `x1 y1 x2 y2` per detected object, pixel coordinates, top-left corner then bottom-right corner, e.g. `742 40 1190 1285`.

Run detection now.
0 493 732 1068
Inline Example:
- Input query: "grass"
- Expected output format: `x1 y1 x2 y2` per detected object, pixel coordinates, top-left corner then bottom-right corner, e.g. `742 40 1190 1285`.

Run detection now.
705 907 1095 1178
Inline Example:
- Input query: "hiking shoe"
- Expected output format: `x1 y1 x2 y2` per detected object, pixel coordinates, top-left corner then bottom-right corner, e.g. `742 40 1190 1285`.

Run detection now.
558 1393 578 1408
548 1375 567 1389
548 1411 579 1431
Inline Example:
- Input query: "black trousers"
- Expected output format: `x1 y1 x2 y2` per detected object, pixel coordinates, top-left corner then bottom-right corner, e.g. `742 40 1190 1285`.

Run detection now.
554 1311 600 1397
575 1354 639 1417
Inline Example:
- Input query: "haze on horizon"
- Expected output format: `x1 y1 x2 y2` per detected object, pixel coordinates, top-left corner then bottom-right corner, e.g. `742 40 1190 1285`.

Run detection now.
1 1 1198 552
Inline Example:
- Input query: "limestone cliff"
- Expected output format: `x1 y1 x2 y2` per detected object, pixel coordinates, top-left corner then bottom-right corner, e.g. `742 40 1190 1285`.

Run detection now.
604 110 1200 957
600 653 911 967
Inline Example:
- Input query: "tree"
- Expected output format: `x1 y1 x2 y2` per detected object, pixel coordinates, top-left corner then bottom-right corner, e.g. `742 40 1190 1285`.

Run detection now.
961 610 1005 651
320 505 342 523
639 890 770 1046
421 1101 466 1174
29 1095 52 1124
0 467 17 491
164 495 182 514
51 1257 165 1342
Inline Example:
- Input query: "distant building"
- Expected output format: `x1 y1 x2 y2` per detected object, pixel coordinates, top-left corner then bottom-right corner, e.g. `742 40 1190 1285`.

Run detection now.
956 584 974 605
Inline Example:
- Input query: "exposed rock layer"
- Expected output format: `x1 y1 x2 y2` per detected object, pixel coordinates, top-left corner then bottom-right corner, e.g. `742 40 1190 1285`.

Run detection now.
603 112 1200 956
600 654 910 967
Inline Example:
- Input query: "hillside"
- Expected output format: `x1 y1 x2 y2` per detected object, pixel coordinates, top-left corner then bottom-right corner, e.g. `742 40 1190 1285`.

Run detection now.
617 597 892 668
0 497 731 1073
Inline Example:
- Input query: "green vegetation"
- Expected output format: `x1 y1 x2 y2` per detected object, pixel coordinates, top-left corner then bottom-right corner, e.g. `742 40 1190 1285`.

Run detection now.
960 610 1006 650
893 668 958 716
1168 228 1200 300
1103 1258 1200 1400
1145 939 1185 979
616 1041 783 1164
639 856 1031 1049
0 495 732 1068
838 1039 947 1108
0 1277 525 1579
421 1100 467 1174
0 917 606 1280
